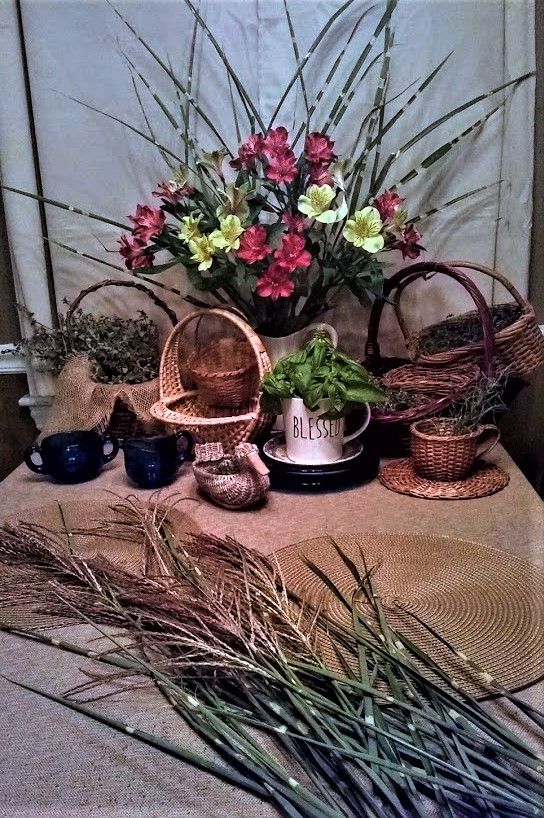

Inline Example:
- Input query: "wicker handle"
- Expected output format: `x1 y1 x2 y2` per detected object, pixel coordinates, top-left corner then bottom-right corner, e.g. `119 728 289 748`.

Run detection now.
476 423 500 460
365 261 496 376
65 278 178 349
159 308 271 408
445 260 528 309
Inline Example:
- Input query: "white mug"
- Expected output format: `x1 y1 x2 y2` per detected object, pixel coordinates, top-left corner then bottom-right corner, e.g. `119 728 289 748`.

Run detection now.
281 397 370 464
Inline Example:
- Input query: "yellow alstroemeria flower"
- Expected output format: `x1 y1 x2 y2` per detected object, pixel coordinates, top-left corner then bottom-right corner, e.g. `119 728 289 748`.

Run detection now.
188 235 216 271
297 184 336 223
209 215 244 253
179 215 202 243
343 207 385 253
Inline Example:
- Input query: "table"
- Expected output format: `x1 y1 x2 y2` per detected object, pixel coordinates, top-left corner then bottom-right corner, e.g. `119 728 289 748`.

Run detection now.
0 447 543 817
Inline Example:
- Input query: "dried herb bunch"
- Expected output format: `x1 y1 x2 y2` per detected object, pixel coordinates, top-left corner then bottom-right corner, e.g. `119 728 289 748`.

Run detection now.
0 503 543 818
8 306 160 384
434 371 509 434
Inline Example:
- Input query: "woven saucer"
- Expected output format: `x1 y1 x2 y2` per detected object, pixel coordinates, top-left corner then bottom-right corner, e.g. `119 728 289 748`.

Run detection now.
276 532 544 698
379 458 509 499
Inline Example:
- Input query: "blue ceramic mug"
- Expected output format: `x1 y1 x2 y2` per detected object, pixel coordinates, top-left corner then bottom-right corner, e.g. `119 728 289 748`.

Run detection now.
24 431 119 484
122 431 193 489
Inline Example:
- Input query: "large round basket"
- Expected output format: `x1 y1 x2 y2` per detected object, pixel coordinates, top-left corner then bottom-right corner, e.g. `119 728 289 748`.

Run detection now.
44 278 179 440
400 260 544 377
150 308 275 451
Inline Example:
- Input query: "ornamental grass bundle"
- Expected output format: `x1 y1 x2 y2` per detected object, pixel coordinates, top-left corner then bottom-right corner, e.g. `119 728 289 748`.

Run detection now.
0 503 543 818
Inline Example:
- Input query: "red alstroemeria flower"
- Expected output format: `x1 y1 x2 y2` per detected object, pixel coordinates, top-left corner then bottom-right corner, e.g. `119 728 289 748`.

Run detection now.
304 132 336 164
281 212 307 234
373 190 405 221
256 262 295 300
230 132 265 170
237 224 272 263
274 232 312 273
262 126 290 157
394 224 424 260
266 149 298 183
308 162 334 186
119 235 155 270
129 204 165 243
152 181 192 204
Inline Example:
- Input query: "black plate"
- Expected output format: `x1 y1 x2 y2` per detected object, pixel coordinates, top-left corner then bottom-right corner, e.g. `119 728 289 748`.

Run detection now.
260 432 380 493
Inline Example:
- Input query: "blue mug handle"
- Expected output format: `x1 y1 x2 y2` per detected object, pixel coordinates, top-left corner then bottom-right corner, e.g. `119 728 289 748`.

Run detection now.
24 444 46 474
101 433 120 463
175 430 194 463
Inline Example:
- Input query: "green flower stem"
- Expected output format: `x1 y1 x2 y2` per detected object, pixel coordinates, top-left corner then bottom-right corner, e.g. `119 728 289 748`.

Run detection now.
0 672 270 800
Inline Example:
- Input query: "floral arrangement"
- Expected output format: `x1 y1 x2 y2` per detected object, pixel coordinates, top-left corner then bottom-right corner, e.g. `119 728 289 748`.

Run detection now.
119 128 423 336
2 1 530 343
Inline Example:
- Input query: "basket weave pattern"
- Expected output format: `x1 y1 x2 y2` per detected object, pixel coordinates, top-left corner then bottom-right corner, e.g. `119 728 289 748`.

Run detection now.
44 279 178 440
364 262 498 455
150 309 274 451
188 337 259 409
410 419 488 482
399 260 544 377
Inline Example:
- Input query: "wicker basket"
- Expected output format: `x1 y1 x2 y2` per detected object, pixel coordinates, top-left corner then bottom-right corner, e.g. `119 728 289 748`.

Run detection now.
65 279 178 439
364 261 497 456
396 260 544 378
192 441 270 509
187 337 259 409
150 308 274 451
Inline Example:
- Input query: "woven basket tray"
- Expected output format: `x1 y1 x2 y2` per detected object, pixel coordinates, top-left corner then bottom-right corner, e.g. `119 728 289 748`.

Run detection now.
150 308 274 451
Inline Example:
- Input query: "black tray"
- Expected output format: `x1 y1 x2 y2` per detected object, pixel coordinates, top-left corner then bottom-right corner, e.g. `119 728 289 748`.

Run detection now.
260 432 380 493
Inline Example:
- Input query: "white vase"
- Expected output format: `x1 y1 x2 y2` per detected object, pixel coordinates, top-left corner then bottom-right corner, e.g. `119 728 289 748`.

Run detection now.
259 323 338 433
259 322 338 367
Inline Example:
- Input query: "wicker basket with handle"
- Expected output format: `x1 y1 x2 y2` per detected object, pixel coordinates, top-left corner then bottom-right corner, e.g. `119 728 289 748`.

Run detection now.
397 260 544 378
364 261 497 456
150 308 274 451
65 278 179 439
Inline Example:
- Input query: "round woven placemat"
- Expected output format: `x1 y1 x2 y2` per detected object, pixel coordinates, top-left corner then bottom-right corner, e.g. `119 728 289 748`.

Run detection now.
379 458 510 499
276 532 544 698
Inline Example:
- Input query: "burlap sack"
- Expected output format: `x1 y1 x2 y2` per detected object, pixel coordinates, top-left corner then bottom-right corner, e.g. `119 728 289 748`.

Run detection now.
41 354 166 438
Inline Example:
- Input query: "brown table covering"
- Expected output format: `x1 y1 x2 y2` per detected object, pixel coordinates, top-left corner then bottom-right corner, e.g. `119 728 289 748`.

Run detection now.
0 447 543 817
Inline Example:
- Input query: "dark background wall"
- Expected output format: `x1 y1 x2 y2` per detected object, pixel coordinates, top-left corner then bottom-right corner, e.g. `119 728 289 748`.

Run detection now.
0 191 37 481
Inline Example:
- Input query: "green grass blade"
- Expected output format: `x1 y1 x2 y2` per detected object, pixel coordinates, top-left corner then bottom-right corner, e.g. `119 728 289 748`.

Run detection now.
322 0 399 134
1 186 130 230
283 0 309 124
60 92 185 163
268 0 358 131
106 0 236 150
181 0 263 133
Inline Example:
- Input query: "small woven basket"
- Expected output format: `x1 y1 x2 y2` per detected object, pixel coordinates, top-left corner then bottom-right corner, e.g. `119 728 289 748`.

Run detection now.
398 260 544 378
188 336 259 409
364 261 497 456
150 308 274 451
65 279 179 439
192 441 270 509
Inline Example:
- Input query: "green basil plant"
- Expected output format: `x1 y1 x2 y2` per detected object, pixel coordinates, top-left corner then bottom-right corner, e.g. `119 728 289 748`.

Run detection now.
260 331 387 419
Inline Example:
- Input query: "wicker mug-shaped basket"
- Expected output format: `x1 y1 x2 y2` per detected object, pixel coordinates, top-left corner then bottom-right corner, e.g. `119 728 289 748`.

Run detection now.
410 418 501 482
150 308 274 451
